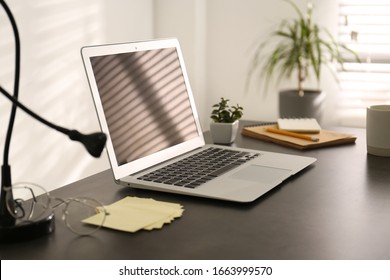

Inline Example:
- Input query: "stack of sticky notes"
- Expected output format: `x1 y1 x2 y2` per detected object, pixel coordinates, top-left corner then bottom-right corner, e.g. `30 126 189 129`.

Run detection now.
83 196 184 233
277 118 321 133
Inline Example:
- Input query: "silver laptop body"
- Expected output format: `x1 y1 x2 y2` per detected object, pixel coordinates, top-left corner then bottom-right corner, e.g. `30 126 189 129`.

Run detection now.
81 38 316 203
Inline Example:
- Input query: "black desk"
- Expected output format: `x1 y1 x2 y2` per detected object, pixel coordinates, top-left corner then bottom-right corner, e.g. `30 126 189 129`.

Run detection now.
2 120 390 260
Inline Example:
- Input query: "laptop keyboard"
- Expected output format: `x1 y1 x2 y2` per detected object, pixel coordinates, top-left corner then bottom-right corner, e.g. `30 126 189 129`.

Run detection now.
137 147 260 188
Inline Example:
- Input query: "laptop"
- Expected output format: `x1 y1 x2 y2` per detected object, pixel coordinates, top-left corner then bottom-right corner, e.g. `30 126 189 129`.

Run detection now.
81 38 316 203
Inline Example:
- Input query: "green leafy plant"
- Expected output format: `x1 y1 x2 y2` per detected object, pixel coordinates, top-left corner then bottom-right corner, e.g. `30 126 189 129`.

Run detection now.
247 0 360 97
210 97 244 123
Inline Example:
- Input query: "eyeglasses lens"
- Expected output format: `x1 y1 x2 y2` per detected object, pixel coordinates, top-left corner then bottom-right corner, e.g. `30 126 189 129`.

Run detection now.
7 184 51 221
63 198 105 235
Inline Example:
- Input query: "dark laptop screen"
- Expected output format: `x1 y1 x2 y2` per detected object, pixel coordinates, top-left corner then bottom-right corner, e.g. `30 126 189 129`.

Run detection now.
90 47 198 165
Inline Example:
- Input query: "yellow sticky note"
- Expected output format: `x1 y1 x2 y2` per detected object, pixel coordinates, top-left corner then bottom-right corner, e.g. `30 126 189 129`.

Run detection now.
83 196 184 233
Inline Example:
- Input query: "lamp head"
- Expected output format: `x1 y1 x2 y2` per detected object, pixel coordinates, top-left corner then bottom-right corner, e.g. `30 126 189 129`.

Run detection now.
68 130 107 158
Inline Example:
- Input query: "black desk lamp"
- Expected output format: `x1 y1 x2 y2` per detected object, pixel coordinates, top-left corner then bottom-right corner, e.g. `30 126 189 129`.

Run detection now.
0 0 106 242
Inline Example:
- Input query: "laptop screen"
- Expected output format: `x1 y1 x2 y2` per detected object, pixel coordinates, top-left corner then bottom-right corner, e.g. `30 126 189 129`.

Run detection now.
88 46 199 166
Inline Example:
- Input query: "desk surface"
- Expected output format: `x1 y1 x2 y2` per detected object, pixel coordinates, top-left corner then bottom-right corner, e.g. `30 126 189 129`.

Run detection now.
2 121 390 260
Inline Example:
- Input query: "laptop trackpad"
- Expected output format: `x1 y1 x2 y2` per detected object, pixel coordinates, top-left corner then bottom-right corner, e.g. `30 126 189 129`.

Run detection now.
231 165 292 184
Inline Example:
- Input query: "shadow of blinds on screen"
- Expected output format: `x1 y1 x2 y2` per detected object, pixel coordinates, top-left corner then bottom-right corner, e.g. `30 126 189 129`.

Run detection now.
338 0 390 127
90 48 198 165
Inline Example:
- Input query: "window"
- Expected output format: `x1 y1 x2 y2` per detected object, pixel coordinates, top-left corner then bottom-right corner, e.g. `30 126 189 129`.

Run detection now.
338 0 390 127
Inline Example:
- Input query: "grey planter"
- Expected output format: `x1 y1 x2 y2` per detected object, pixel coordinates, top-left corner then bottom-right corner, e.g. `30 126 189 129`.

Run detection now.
279 89 325 122
209 120 239 144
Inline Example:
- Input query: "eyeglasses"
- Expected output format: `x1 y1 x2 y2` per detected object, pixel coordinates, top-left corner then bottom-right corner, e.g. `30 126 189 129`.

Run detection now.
4 182 108 236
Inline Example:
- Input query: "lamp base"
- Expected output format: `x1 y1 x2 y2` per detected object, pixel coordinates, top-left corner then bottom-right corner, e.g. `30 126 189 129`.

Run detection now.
0 212 55 243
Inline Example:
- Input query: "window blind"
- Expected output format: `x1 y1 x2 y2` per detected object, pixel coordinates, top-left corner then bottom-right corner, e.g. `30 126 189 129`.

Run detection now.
337 0 390 127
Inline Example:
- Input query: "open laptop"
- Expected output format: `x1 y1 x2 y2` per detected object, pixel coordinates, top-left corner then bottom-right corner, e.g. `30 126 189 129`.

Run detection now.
81 38 316 203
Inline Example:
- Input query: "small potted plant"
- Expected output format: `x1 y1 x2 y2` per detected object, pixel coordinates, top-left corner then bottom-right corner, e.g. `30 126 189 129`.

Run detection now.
210 97 243 144
247 0 360 121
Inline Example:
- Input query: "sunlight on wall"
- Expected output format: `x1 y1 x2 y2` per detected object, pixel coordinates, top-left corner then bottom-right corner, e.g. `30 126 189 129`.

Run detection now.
0 0 109 191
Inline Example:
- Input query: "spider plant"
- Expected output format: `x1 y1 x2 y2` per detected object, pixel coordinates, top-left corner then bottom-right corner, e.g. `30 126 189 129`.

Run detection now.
247 0 359 97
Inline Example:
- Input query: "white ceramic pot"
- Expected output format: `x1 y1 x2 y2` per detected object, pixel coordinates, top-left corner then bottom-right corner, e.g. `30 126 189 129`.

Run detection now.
209 120 239 144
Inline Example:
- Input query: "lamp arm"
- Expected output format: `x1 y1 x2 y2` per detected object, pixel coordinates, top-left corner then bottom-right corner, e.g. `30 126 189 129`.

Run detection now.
1 0 20 167
0 86 70 136
0 0 21 226
0 86 107 158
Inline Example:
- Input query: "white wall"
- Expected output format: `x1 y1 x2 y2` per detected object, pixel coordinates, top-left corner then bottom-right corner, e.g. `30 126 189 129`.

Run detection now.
154 0 339 128
0 0 153 192
0 0 339 192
